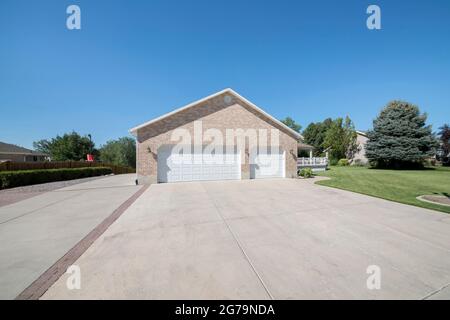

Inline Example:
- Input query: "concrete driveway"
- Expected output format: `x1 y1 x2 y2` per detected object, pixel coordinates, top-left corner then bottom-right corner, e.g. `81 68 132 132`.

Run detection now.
42 178 450 299
0 174 140 299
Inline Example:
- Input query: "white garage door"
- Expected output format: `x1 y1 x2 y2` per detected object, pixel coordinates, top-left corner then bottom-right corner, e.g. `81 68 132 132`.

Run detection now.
157 145 241 183
251 151 286 179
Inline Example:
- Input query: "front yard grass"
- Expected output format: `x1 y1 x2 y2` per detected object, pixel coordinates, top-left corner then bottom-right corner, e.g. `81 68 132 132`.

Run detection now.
316 166 450 214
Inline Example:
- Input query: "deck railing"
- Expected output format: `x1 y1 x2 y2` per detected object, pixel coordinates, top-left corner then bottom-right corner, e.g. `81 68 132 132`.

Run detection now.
297 157 328 166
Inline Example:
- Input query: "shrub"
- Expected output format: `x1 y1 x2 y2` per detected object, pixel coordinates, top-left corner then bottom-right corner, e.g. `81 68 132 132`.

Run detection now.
351 159 367 167
424 158 437 167
0 161 135 174
329 158 339 166
337 158 349 166
0 167 112 190
298 168 313 178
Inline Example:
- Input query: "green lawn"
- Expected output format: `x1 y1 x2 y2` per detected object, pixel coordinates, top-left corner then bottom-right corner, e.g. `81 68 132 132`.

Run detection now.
316 166 450 214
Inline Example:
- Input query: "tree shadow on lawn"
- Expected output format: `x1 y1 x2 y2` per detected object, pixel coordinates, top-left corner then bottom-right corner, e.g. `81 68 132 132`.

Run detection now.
367 166 439 171
432 192 450 199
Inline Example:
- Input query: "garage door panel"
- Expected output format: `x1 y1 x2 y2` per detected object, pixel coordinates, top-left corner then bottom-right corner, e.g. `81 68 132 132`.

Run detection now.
158 146 241 183
251 151 286 179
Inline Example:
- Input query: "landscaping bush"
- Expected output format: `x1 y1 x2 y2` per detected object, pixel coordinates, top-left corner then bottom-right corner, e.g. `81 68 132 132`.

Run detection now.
424 158 437 167
351 159 367 167
337 158 349 166
0 167 112 189
298 168 313 178
329 158 339 166
0 161 135 175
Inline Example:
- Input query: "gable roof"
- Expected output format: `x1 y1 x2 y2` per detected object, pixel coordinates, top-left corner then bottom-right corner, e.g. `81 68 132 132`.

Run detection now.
0 141 47 156
129 88 303 140
298 142 314 150
356 130 368 137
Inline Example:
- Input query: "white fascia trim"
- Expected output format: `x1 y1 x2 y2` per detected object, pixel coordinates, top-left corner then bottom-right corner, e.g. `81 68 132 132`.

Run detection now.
129 88 303 140
356 130 368 137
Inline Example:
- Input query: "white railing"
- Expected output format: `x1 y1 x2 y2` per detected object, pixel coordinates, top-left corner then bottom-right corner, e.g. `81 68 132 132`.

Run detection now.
297 157 328 166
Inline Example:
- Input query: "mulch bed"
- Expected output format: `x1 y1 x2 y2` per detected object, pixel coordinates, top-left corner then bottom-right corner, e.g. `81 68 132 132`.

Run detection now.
420 195 450 206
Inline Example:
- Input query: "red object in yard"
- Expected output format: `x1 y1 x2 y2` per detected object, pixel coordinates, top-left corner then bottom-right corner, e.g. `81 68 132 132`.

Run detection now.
87 154 94 162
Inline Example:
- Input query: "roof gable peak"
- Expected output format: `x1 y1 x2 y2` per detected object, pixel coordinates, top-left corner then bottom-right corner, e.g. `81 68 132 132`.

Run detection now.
129 88 302 140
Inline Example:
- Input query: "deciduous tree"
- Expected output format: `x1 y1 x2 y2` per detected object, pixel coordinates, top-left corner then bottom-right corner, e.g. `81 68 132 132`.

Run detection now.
302 118 333 156
280 117 302 133
438 124 450 165
33 131 96 161
99 137 136 168
322 116 358 161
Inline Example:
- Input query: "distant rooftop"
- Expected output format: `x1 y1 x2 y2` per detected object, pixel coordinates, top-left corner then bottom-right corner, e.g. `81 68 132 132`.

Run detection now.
0 141 47 156
298 142 314 150
356 130 368 137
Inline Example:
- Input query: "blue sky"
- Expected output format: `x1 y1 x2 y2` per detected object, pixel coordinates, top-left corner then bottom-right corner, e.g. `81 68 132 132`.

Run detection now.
1 0 449 149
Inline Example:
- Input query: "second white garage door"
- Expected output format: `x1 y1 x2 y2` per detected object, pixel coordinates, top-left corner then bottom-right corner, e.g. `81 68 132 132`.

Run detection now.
251 151 286 179
157 145 241 183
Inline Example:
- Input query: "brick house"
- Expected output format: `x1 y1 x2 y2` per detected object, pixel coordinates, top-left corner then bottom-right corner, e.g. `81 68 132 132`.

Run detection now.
130 88 302 184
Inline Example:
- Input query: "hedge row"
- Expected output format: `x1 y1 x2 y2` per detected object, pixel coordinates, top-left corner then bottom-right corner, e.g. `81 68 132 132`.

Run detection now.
0 167 113 190
0 161 135 175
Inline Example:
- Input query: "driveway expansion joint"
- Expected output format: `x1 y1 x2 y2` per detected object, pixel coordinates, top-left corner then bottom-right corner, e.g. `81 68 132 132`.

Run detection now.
201 182 275 300
422 282 450 300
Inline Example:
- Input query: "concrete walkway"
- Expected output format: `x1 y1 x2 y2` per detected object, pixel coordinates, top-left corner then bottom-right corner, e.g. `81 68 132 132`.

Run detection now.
0 174 139 299
42 178 450 299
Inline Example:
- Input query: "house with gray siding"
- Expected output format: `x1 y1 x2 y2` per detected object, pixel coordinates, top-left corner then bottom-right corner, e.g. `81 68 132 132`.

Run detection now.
0 141 48 163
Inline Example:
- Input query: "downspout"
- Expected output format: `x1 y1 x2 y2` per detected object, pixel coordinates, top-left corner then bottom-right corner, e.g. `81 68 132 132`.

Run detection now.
130 129 139 185
135 134 139 185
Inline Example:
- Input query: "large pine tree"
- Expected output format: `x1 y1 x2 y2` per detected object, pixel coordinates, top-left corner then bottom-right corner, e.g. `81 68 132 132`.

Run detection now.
366 101 436 168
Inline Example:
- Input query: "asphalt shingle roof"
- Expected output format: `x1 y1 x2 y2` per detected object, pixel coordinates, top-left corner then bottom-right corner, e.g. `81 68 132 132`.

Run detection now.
0 141 47 155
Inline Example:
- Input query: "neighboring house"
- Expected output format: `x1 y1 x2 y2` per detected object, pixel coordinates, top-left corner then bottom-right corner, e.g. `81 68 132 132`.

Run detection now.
321 130 369 165
436 142 450 159
130 88 302 184
351 130 369 165
0 141 48 162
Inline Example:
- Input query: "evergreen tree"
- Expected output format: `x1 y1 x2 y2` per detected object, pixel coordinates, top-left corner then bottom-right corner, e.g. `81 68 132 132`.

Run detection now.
366 101 436 168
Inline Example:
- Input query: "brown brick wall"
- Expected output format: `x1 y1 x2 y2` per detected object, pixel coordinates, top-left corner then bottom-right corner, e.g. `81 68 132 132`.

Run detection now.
136 92 298 184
